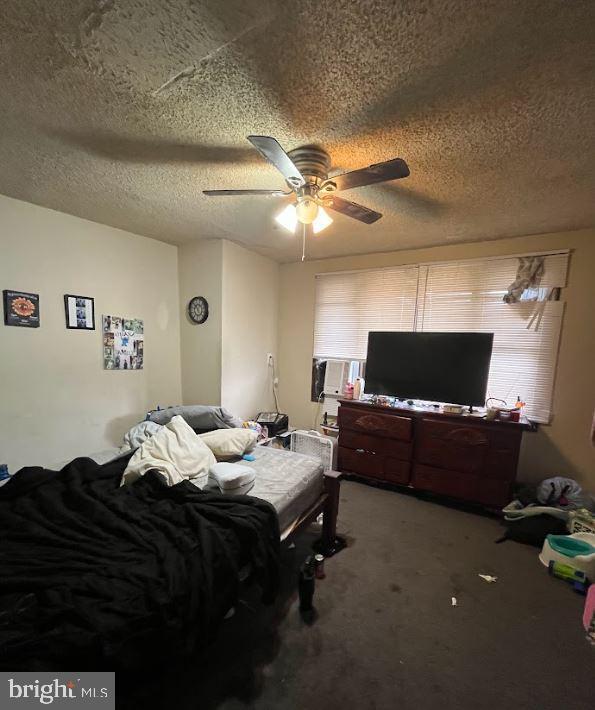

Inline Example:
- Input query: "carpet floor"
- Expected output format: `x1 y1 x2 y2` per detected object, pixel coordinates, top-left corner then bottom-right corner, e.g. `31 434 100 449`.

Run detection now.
122 480 593 710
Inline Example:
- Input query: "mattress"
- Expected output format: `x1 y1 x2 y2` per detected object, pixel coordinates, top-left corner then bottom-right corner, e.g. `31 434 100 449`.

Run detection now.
206 446 325 534
60 444 324 536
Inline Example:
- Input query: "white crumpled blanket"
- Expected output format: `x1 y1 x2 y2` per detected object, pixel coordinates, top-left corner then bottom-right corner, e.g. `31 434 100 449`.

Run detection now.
121 415 215 488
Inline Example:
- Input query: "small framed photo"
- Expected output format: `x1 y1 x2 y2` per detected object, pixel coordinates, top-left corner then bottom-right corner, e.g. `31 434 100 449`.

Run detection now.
64 294 95 330
3 290 40 327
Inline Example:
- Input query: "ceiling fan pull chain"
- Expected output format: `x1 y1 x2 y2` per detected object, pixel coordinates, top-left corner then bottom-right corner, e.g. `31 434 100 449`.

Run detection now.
301 222 306 262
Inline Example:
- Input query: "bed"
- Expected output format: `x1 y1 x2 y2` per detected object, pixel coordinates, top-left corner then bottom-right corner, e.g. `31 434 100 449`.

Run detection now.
205 446 324 534
0 432 342 671
62 438 341 551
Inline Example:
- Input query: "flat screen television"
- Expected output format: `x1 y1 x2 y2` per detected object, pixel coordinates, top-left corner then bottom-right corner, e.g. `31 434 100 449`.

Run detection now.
364 332 494 407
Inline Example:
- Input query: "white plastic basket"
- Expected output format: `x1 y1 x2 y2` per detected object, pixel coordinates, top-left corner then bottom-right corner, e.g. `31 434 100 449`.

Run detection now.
568 510 595 535
290 430 335 472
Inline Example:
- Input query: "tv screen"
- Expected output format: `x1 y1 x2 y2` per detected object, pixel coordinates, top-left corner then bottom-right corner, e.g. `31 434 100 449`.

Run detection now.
365 332 494 406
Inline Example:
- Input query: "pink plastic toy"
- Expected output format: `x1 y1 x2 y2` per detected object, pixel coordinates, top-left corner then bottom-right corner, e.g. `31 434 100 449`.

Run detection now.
583 585 595 645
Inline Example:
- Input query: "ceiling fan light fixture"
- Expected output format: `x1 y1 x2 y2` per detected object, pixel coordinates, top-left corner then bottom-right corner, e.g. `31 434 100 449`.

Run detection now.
274 203 298 233
312 206 333 234
295 197 319 225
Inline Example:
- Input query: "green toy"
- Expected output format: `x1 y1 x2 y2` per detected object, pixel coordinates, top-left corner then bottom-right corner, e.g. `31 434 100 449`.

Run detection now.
547 560 589 593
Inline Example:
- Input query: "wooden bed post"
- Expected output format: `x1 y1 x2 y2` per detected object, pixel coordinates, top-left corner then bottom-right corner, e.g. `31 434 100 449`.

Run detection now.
316 469 345 557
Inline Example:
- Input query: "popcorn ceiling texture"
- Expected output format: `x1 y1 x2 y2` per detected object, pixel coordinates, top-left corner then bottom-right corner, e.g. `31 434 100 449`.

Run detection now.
0 0 594 262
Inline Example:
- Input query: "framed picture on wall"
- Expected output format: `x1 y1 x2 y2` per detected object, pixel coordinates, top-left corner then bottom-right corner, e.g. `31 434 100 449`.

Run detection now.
103 315 143 370
3 290 40 327
64 294 95 330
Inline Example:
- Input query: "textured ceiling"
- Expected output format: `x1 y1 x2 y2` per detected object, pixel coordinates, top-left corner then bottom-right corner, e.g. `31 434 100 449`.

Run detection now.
1 0 594 262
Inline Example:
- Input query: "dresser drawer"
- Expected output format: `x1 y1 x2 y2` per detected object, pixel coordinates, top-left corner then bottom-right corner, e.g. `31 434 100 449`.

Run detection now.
384 457 411 485
412 464 511 506
412 463 476 500
338 446 385 480
339 407 412 441
417 419 489 474
339 430 412 461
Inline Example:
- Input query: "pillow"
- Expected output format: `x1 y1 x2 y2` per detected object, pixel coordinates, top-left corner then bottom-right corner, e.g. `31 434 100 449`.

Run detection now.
209 462 255 494
121 415 216 488
148 405 242 432
199 428 257 460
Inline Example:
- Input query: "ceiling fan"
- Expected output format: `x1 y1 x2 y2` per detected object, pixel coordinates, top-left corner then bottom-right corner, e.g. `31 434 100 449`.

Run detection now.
203 136 409 259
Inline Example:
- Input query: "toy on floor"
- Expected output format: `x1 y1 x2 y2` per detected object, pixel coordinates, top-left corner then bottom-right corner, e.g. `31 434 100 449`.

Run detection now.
583 585 595 645
547 561 589 594
539 533 595 582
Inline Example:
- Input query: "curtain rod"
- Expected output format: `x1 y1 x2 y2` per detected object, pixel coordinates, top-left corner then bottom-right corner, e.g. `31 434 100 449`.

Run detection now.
315 248 571 278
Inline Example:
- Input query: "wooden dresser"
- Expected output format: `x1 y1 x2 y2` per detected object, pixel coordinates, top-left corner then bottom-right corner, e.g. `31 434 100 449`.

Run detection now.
337 399 531 507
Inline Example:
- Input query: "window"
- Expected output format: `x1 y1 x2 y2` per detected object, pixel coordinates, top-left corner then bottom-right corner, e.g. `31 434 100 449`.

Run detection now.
313 266 419 360
313 252 569 423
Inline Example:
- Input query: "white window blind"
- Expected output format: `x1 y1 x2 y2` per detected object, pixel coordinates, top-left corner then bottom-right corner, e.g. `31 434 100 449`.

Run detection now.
313 266 419 360
418 253 568 423
313 252 569 423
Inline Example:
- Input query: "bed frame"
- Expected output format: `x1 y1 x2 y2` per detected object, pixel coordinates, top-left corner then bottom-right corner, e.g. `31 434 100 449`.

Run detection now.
284 469 345 556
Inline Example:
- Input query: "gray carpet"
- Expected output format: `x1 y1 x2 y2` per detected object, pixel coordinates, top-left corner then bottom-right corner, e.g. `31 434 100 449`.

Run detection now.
123 480 593 710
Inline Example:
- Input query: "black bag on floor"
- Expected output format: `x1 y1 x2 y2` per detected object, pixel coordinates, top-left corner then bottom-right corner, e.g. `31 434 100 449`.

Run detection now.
496 514 568 547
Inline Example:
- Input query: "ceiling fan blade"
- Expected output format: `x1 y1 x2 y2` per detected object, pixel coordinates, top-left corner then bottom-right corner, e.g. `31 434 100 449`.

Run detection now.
203 189 291 197
323 195 382 224
247 135 305 189
323 158 410 192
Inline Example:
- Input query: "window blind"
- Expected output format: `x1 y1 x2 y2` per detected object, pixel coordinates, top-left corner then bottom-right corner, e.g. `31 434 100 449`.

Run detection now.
313 266 419 360
313 252 569 423
418 253 568 423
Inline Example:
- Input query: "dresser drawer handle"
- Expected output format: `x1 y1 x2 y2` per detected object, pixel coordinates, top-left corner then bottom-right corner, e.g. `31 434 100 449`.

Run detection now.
355 448 375 454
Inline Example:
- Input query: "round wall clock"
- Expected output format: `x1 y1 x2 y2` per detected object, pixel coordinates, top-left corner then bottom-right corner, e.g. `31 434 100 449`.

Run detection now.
188 296 209 324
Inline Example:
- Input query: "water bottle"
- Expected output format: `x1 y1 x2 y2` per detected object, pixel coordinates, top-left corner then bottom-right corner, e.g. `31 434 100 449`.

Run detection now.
298 556 316 612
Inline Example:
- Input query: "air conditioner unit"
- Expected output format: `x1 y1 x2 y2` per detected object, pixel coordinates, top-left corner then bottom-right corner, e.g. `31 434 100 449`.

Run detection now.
323 359 349 396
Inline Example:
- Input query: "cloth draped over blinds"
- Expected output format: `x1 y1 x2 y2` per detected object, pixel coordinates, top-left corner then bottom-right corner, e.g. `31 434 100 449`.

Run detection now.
313 252 569 423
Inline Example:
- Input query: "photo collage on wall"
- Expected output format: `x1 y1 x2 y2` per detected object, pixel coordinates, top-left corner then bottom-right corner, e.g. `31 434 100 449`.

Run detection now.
103 315 144 370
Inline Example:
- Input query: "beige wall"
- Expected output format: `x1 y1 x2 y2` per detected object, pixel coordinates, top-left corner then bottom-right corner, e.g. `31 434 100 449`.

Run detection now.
221 241 279 420
178 239 279 420
0 195 182 472
277 229 595 490
178 239 223 406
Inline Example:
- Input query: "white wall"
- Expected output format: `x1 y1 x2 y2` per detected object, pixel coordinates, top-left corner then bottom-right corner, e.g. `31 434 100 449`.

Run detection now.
178 239 223 406
0 195 182 472
177 239 280 420
221 241 279 420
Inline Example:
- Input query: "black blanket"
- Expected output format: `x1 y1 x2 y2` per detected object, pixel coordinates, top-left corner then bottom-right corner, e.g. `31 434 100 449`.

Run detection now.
0 455 280 670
